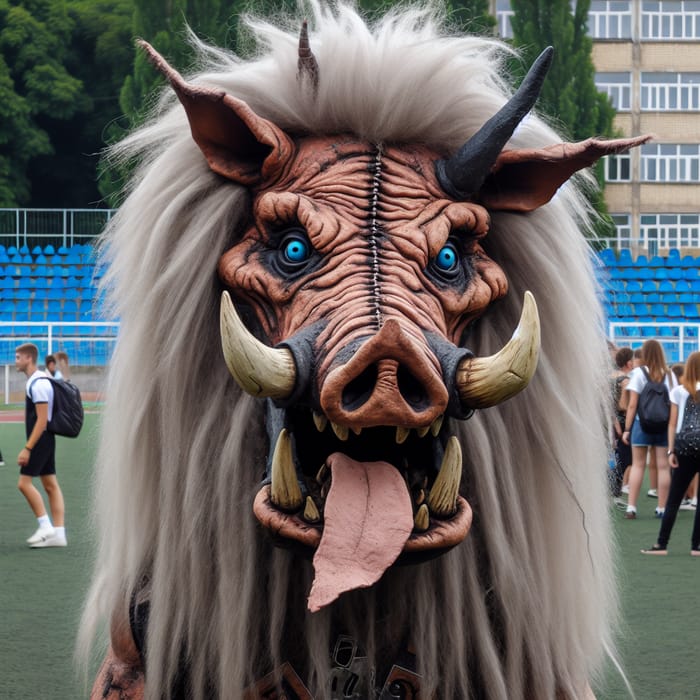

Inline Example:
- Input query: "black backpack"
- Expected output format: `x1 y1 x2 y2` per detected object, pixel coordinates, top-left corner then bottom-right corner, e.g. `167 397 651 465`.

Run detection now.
29 375 84 438
637 368 670 434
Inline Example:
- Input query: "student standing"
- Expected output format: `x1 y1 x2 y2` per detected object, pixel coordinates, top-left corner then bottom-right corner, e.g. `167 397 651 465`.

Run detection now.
15 343 67 548
642 351 700 555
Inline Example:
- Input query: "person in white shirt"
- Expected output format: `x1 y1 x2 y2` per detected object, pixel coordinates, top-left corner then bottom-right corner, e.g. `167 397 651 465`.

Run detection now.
622 339 678 519
15 343 67 548
642 351 700 555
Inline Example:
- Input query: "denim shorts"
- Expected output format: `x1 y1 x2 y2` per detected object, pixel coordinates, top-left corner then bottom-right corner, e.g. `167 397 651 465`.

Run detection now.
630 418 668 447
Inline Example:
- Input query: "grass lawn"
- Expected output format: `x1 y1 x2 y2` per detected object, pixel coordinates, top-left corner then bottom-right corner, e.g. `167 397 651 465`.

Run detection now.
0 415 697 699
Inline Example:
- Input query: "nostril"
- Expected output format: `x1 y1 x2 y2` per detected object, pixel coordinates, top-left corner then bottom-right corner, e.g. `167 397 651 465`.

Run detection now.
342 364 378 411
397 365 429 410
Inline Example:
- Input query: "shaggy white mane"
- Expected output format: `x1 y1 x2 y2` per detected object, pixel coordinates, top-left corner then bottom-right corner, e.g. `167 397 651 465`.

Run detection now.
80 3 618 698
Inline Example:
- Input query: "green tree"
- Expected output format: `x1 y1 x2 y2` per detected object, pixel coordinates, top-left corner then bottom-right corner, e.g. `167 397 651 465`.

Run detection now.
0 0 84 206
509 0 617 235
448 0 496 36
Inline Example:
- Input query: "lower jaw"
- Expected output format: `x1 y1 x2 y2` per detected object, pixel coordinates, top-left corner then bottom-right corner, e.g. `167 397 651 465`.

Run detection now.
253 485 473 564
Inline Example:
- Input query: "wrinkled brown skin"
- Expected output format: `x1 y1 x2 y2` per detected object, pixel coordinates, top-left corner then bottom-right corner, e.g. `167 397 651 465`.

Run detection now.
217 137 507 428
91 609 144 699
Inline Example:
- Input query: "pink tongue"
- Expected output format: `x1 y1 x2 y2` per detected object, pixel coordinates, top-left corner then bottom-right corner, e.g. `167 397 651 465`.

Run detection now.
307 452 414 612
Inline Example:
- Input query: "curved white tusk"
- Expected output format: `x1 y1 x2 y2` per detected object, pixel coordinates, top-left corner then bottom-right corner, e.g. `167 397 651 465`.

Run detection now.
456 291 540 409
219 291 296 400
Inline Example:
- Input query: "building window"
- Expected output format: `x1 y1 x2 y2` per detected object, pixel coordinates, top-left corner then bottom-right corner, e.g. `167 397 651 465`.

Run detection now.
496 0 514 38
605 153 632 181
596 72 632 110
641 72 700 110
642 1 700 40
589 1 633 39
641 144 700 181
611 213 632 245
640 213 700 248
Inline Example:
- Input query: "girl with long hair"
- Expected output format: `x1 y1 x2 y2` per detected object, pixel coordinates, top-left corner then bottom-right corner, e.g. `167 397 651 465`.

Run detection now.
622 339 677 518
642 351 700 554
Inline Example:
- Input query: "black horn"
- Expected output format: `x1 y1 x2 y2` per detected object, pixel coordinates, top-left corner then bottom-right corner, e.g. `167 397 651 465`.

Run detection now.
436 46 554 200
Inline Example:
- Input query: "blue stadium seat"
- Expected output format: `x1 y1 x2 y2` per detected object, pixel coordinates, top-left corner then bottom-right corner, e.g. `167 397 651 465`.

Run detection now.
46 311 61 323
10 254 22 264
649 255 665 267
15 300 30 312
679 292 694 303
630 292 645 303
7 246 17 256
684 268 700 280
57 246 69 255
619 249 633 265
14 311 30 322
50 254 63 264
617 304 633 317
683 304 700 318
659 326 678 337
676 280 691 292
668 267 683 280
14 289 31 300
609 279 625 292
660 293 679 304
646 292 661 303
626 280 642 293
634 254 648 267
21 254 32 264
637 267 653 280
641 325 657 337
0 253 9 264
659 280 675 292
599 248 616 265
654 268 669 279
667 304 682 317
632 303 650 316
47 287 64 300
641 280 657 292
63 300 78 313
18 276 32 289
31 245 42 256
34 277 48 290
19 245 29 255
619 268 637 280
691 280 700 292
650 303 666 316
667 249 681 266
0 277 13 289
43 244 55 255
681 255 697 267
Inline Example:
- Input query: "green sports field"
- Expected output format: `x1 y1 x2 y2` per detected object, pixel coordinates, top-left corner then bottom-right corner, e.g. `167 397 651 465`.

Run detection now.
0 414 698 699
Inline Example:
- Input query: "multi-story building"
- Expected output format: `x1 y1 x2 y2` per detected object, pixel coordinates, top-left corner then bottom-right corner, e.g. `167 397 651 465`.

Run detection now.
493 1 700 256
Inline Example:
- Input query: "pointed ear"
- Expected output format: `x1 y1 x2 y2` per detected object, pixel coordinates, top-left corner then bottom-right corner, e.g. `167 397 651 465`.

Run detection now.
138 40 295 186
479 135 652 212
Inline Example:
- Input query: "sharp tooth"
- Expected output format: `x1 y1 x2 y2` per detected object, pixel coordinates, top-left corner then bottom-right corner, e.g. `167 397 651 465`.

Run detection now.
316 463 329 485
303 496 321 523
427 436 461 517
415 488 425 506
414 504 429 532
331 422 349 441
313 412 328 432
270 429 303 511
430 415 444 437
417 425 430 438
351 425 362 436
396 426 410 444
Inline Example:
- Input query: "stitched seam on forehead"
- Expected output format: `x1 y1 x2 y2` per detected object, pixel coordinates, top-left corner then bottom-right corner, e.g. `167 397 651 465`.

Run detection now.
369 144 383 330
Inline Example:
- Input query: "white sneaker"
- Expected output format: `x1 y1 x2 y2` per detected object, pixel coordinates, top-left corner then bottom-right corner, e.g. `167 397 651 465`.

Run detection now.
29 532 67 548
26 526 55 545
680 499 697 511
647 488 658 498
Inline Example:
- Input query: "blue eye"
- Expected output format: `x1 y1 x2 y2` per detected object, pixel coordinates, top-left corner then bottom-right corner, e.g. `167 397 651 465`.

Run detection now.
283 237 310 263
436 244 458 271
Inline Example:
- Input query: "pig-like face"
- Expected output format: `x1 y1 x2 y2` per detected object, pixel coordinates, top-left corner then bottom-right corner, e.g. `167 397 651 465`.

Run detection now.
143 40 648 609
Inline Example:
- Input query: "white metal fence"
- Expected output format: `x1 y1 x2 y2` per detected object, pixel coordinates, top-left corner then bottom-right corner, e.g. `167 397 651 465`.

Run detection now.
0 208 115 248
608 322 700 362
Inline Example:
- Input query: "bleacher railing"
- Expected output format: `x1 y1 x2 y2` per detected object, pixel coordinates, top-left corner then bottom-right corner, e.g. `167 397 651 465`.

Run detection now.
0 321 119 363
609 322 700 362
0 208 116 249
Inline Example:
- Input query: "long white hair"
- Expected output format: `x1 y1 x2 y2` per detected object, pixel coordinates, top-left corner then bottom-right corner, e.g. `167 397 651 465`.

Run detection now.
80 4 618 698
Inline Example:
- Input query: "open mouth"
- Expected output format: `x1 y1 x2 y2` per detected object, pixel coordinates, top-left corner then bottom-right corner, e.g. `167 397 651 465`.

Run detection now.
253 405 473 610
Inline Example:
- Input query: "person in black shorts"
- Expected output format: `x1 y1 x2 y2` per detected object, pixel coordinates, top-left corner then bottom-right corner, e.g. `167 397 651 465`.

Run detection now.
15 343 67 548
